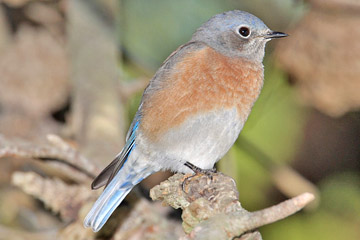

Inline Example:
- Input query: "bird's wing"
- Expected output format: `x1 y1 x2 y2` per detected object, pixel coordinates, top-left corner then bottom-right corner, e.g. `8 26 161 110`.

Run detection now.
91 120 139 189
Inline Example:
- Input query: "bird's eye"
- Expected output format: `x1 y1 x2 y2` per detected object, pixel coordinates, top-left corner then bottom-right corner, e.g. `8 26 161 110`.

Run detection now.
238 26 251 38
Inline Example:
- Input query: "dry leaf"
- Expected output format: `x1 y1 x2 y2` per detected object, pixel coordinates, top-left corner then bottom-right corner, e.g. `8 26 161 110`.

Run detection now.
276 3 360 117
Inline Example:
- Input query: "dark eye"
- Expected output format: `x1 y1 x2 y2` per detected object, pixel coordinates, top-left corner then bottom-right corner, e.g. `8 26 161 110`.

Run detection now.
238 27 250 38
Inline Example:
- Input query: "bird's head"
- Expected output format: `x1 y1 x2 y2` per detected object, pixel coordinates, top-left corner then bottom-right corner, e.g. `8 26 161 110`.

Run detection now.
191 10 288 63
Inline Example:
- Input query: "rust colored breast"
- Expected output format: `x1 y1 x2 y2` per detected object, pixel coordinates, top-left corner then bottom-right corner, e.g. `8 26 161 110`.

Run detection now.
140 46 264 140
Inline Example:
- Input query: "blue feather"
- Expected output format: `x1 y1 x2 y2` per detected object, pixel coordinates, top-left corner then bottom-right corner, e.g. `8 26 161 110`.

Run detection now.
84 121 150 232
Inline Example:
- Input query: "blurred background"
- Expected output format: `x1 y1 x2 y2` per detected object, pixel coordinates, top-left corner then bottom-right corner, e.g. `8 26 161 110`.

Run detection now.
0 0 359 239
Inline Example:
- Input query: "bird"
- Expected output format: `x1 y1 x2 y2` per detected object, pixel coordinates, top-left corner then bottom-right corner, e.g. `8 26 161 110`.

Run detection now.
84 10 287 232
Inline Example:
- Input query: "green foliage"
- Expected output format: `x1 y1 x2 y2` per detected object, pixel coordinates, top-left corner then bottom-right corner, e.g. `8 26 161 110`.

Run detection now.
320 172 360 222
120 0 235 69
261 172 360 240
261 209 360 240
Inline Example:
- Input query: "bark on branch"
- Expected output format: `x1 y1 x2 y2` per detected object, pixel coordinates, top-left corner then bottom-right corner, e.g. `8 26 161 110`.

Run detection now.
150 173 315 240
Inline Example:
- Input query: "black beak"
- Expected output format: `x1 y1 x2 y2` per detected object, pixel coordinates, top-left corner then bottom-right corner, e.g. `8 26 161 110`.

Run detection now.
265 31 288 39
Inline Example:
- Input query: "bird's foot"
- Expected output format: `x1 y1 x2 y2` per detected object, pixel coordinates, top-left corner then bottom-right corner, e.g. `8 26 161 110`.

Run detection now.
182 162 217 192
184 161 217 175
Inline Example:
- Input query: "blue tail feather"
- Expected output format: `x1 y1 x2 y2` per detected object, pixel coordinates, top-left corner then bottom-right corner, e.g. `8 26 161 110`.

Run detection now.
83 162 148 232
84 120 147 232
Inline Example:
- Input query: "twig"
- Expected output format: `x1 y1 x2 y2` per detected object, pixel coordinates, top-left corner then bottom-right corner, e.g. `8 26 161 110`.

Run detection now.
0 134 98 182
248 192 314 228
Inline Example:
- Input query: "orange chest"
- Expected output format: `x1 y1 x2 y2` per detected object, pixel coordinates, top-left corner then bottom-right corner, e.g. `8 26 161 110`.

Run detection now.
141 47 264 139
181 47 264 115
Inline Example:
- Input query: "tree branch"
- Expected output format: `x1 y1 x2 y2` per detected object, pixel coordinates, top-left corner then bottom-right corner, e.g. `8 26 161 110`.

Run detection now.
0 134 99 182
11 171 97 222
150 173 314 240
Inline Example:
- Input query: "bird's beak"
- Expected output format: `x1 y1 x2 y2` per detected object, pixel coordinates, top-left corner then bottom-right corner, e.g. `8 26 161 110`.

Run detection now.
264 31 288 39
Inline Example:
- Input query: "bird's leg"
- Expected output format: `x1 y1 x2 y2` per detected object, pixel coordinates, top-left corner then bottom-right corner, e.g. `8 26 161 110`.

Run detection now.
184 161 217 175
182 161 217 192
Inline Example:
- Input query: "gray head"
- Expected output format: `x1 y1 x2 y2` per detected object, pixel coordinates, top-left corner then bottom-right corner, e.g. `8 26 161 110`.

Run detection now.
191 10 287 63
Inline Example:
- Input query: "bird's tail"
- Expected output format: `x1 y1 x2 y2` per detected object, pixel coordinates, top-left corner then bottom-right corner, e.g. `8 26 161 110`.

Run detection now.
84 162 153 232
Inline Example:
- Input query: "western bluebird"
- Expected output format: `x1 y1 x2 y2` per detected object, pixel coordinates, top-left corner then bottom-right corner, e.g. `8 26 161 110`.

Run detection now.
84 10 287 232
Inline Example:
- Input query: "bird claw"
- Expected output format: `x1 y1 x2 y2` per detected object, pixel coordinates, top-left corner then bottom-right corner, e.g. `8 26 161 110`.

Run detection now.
182 162 217 192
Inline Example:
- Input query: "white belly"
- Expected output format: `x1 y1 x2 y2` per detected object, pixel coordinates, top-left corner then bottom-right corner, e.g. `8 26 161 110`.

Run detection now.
136 107 244 174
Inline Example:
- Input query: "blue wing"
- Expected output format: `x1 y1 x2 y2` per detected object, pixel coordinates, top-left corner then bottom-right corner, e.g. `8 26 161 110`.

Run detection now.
91 119 139 189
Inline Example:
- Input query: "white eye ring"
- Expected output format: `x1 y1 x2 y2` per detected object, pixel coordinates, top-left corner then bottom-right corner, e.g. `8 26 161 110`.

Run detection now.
236 25 251 39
